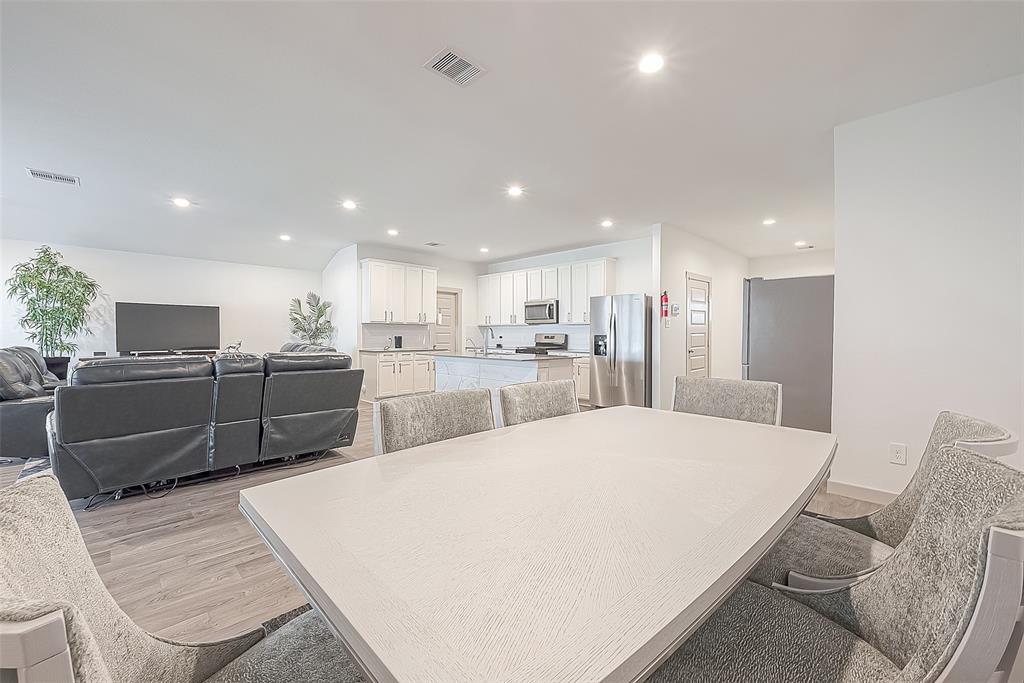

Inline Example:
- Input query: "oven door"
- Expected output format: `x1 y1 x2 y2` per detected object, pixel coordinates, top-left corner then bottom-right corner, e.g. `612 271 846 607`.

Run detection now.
524 300 558 324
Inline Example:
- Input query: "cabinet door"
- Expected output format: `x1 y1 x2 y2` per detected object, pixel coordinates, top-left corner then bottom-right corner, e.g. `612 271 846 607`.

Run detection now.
512 271 528 325
577 361 591 400
541 268 558 299
365 261 389 323
571 263 588 325
386 263 406 323
557 265 572 323
378 362 397 398
477 277 490 325
404 266 423 324
413 360 431 393
397 361 415 395
585 261 607 325
422 269 438 324
526 269 543 301
499 272 515 325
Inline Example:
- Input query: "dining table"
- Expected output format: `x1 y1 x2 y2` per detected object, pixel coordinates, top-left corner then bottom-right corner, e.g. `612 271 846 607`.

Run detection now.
240 405 837 683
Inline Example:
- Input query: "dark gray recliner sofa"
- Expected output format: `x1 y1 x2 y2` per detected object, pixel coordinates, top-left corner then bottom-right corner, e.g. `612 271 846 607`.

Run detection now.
279 342 336 352
210 353 266 470
0 346 64 460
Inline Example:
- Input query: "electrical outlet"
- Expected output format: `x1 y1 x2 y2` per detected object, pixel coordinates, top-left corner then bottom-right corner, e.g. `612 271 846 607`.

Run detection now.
889 442 908 466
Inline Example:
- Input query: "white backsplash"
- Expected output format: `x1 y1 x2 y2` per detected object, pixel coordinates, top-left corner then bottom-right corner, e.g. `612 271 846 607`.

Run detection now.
361 324 431 350
481 324 590 351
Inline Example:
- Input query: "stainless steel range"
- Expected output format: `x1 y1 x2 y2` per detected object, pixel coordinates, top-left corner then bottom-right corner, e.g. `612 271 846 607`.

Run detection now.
515 333 568 355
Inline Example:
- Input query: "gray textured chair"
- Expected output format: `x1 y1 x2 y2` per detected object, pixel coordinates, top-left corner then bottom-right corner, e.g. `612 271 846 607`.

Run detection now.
499 379 579 427
372 388 495 454
0 474 365 683
672 376 782 425
750 410 1015 587
651 445 1024 682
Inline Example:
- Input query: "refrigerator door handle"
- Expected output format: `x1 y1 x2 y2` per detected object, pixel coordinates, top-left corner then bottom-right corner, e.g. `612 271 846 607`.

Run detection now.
609 310 617 378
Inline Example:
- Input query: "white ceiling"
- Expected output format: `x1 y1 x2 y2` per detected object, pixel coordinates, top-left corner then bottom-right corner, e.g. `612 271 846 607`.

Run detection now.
2 2 1022 270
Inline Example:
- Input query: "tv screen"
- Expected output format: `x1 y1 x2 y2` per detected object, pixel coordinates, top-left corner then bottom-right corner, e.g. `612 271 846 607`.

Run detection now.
115 302 220 352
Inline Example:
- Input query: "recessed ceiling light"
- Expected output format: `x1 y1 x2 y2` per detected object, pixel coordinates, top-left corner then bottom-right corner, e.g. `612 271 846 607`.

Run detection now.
387 228 399 236
638 52 665 74
506 185 523 197
794 240 807 248
762 218 777 226
279 234 292 241
341 199 358 210
171 197 191 208
480 247 489 253
600 219 614 228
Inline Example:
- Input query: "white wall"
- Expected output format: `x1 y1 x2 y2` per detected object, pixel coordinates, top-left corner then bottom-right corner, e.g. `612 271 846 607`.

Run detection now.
652 224 749 409
748 249 835 280
321 244 360 354
1 238 322 358
832 75 1024 494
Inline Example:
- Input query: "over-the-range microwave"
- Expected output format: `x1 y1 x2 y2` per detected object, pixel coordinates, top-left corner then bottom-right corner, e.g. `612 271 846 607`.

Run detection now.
524 299 559 325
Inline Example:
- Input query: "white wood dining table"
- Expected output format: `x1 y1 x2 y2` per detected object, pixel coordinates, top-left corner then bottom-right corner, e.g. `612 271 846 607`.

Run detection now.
240 405 837 683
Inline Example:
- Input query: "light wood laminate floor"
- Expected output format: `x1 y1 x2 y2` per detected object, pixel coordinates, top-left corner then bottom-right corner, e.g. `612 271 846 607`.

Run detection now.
0 405 878 643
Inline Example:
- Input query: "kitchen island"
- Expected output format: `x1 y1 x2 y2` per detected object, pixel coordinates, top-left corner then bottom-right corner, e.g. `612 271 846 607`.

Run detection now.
423 351 574 391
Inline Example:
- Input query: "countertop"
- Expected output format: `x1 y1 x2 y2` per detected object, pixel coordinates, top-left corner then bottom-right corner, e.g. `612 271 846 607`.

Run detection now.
359 348 432 353
423 351 574 362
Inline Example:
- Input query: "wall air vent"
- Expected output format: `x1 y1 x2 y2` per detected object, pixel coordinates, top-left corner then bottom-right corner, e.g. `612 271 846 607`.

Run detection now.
26 167 80 187
424 48 486 87
424 241 445 248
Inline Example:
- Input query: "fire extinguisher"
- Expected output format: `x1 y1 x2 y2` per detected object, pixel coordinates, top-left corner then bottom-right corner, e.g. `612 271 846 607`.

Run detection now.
661 290 669 318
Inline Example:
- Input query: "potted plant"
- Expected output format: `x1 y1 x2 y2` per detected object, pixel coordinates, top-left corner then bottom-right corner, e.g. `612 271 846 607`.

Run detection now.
289 291 333 346
5 246 100 379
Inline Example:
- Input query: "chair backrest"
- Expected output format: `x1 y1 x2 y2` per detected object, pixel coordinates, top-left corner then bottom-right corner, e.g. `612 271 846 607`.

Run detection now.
0 474 260 682
373 389 495 454
499 380 579 427
671 376 781 425
210 353 265 469
50 356 215 499
260 352 361 459
789 446 1024 681
837 411 1013 548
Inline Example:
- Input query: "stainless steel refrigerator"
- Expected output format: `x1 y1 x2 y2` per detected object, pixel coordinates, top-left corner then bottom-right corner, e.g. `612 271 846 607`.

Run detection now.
743 276 834 432
590 294 652 408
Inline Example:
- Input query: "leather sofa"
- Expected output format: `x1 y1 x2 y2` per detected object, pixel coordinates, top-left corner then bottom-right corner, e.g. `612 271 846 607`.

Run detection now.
279 342 336 352
47 351 362 499
0 346 63 460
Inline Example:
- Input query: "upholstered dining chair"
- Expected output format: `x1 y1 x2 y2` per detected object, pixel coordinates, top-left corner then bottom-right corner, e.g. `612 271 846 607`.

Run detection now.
498 379 579 427
672 376 782 425
0 474 365 683
372 388 496 455
750 410 1015 588
650 444 1024 682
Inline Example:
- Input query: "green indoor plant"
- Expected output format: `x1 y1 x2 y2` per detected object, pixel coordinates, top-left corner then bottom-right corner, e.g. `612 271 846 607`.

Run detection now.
289 291 333 346
5 246 100 374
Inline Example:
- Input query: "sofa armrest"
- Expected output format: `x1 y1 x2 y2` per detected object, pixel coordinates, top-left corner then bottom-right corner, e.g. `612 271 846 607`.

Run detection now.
0 396 53 460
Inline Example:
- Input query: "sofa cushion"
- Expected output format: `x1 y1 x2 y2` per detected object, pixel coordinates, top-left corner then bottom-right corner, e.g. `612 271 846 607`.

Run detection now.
213 353 265 375
0 350 45 400
279 343 337 353
263 352 352 373
10 347 61 388
70 356 213 385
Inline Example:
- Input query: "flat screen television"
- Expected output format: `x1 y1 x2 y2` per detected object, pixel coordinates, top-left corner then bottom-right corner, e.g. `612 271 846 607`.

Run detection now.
115 302 220 352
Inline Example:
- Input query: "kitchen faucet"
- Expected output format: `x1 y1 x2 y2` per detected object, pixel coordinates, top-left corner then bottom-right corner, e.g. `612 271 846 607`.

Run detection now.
484 328 495 354
465 338 479 354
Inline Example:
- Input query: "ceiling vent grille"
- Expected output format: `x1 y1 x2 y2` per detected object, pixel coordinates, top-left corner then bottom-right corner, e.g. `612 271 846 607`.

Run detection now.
424 48 485 87
424 241 445 248
26 167 80 187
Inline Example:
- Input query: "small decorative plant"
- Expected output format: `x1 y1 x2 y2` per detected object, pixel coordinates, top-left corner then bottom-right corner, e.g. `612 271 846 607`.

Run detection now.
289 291 333 345
5 246 100 357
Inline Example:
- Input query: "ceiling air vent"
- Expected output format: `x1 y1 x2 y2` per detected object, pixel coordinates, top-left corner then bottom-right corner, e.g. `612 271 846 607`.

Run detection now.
424 48 486 87
26 167 80 187
424 241 445 248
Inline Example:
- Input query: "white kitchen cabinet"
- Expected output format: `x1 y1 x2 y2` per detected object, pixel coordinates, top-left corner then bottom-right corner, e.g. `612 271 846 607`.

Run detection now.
362 259 437 325
397 359 415 395
541 268 558 299
512 271 528 324
364 261 390 323
404 266 423 324
526 269 543 301
478 274 501 325
422 268 438 324
570 263 588 324
378 359 397 397
414 359 432 393
498 272 515 325
574 358 590 401
476 257 614 327
363 351 435 400
386 264 406 323
557 265 572 323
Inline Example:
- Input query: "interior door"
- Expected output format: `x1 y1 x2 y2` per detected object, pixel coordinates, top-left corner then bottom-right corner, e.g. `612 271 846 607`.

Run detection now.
685 274 711 377
431 291 458 351
404 266 423 323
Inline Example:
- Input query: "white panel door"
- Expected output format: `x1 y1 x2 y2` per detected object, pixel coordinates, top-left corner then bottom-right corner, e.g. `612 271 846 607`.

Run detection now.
397 361 416 395
557 265 572 323
512 271 528 325
365 261 389 323
386 263 406 324
422 269 438 324
686 274 711 378
499 272 515 325
526 269 543 301
432 291 458 351
414 360 431 393
378 361 397 397
541 268 558 300
571 263 588 325
404 266 423 324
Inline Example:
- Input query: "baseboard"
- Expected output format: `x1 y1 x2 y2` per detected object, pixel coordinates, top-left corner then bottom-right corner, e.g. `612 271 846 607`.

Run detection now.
826 480 898 505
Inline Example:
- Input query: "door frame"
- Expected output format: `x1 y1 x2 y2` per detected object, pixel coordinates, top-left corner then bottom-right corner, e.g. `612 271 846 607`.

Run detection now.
684 272 712 377
434 287 462 353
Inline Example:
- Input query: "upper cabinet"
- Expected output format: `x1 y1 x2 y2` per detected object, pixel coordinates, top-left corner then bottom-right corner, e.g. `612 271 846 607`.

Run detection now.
477 258 615 326
361 259 438 325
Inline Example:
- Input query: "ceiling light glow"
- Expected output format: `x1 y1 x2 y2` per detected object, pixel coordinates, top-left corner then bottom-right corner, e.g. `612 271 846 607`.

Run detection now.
794 240 807 248
638 53 665 74
601 219 614 228
480 247 489 253
279 234 292 241
762 218 777 226
341 199 358 210
387 228 399 236
171 197 191 208
506 185 523 197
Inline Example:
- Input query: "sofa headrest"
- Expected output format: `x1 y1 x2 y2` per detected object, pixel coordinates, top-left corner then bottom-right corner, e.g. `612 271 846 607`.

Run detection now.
280 343 337 353
263 352 352 374
70 356 213 385
9 346 60 387
213 353 265 375
0 349 45 400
